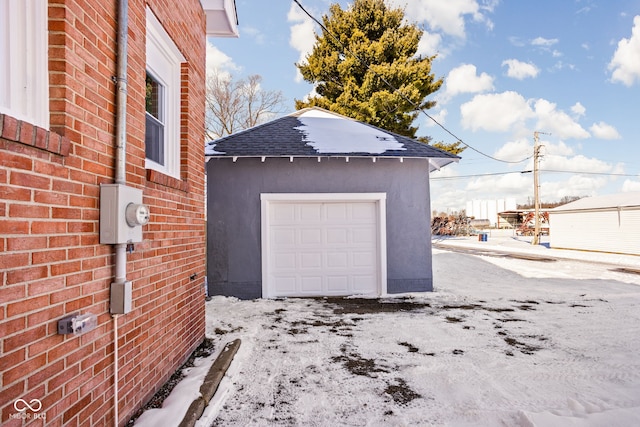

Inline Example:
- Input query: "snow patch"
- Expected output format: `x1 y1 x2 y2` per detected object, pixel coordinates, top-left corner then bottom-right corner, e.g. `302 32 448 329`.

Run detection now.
295 109 406 154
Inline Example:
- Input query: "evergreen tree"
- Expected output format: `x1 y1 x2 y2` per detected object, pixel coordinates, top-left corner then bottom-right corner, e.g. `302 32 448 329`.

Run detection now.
296 0 463 154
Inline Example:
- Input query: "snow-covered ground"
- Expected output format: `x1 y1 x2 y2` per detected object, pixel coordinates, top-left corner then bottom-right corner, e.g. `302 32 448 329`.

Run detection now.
137 236 640 426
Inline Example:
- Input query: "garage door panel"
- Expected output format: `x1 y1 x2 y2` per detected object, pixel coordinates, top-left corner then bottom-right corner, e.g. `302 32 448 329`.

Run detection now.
353 275 376 292
352 227 376 244
326 228 348 244
265 197 383 298
326 203 348 221
300 228 322 245
300 252 322 268
352 203 376 221
272 228 296 246
271 204 296 224
301 276 322 292
326 275 349 292
299 204 322 222
273 252 297 269
352 251 376 268
274 276 297 293
327 252 349 268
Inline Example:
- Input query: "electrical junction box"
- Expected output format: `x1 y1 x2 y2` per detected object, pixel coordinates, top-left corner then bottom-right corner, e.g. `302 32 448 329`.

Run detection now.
110 281 132 314
100 184 149 244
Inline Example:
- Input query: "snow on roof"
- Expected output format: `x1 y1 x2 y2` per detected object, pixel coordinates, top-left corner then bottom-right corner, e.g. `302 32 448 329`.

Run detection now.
293 109 406 154
551 192 640 212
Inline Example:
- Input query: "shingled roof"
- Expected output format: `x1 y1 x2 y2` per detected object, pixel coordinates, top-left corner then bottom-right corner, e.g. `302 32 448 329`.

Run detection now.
205 108 459 171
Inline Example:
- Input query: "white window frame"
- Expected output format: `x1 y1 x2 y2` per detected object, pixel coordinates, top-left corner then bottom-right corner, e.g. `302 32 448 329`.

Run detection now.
0 0 49 129
145 7 184 179
260 193 388 298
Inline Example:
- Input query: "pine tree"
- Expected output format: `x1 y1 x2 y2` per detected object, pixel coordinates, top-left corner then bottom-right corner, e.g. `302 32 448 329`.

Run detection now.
296 0 461 155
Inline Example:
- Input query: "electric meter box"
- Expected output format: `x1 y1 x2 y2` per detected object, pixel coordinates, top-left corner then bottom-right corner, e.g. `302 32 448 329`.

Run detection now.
100 184 149 244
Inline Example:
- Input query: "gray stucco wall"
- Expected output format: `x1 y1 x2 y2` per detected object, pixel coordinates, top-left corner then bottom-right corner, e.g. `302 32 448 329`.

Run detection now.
206 157 434 299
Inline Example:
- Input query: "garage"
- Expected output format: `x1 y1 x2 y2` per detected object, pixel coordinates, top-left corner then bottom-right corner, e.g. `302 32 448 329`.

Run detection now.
261 194 386 298
205 107 458 299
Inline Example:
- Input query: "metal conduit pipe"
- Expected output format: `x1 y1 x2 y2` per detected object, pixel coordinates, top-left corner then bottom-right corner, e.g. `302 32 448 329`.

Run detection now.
113 0 128 425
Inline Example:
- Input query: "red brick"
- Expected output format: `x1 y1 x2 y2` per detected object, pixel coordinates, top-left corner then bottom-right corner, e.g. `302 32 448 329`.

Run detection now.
32 249 67 265
6 295 49 317
6 265 48 285
49 235 80 248
26 304 65 327
0 185 30 201
31 221 67 234
28 360 64 392
3 353 47 386
7 236 48 251
9 171 51 189
52 206 83 219
0 252 29 269
0 219 30 234
0 317 26 340
0 151 33 170
49 287 81 304
19 121 35 146
63 394 92 424
34 189 68 205
9 203 49 218
2 114 19 140
51 260 81 276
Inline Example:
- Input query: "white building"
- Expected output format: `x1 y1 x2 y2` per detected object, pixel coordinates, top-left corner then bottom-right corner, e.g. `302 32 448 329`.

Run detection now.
549 192 640 255
466 198 517 227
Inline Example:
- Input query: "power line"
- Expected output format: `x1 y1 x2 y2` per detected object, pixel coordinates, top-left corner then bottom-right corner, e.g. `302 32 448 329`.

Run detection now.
292 0 531 165
431 169 640 181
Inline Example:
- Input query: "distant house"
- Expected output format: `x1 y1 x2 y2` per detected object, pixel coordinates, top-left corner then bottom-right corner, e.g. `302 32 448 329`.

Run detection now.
205 108 459 299
0 1 237 425
549 192 640 255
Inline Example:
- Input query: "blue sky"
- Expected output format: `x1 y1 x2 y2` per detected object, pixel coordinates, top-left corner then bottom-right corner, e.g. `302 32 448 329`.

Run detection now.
207 0 640 212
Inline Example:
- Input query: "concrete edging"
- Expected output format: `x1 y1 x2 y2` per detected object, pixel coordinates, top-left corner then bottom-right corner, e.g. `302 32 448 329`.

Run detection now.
178 339 241 427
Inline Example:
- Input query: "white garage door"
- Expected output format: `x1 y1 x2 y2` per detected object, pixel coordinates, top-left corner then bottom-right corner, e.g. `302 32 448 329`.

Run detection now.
261 193 387 298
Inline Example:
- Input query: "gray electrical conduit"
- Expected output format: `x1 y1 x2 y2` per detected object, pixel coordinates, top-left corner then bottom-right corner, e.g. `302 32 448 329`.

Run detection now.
113 0 128 425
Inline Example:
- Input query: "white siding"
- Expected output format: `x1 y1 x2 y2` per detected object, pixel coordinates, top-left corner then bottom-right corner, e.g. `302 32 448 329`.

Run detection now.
550 208 640 255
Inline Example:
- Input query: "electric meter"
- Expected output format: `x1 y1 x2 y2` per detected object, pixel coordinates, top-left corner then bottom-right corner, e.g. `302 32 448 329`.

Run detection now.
125 203 150 227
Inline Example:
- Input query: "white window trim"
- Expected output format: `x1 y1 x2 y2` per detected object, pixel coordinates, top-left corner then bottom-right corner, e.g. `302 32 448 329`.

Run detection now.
145 7 184 179
0 0 49 129
260 193 388 298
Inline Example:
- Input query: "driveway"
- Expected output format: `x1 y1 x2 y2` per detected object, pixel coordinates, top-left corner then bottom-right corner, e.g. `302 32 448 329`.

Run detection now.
201 251 640 426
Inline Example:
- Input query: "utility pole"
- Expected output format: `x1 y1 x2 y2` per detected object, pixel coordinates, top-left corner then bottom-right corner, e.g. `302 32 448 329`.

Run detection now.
532 131 549 245
532 132 541 245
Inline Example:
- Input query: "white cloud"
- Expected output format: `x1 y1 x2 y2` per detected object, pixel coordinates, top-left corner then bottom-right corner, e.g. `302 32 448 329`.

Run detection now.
492 139 531 162
206 42 240 76
589 121 622 140
570 102 586 118
502 59 540 80
531 36 559 46
416 31 443 57
533 99 590 139
460 91 534 132
443 64 494 100
287 2 318 82
608 15 640 86
423 107 448 128
242 27 266 45
466 172 531 196
622 179 640 192
387 0 490 39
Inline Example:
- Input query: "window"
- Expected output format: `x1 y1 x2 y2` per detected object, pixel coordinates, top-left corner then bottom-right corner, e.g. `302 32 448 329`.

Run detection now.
145 7 184 179
0 0 49 128
145 73 164 165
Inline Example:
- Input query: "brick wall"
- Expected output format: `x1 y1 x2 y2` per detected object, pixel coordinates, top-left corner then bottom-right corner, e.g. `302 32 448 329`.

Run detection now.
0 1 207 425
